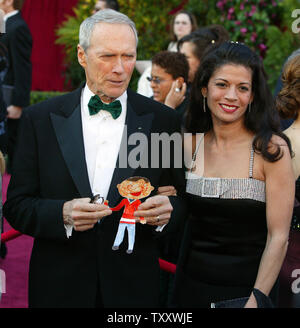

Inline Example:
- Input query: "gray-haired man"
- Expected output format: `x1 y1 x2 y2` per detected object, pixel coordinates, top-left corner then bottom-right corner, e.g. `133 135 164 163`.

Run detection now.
3 9 186 308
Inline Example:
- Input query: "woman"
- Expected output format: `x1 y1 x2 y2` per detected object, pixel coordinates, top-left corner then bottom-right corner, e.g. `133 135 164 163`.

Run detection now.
276 53 300 308
137 10 197 97
163 41 294 308
178 25 229 83
149 50 189 119
167 10 197 52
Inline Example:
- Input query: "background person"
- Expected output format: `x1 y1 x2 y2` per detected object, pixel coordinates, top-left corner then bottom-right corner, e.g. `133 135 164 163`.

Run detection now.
0 40 8 155
276 53 300 308
137 10 197 98
149 50 189 119
0 0 32 260
92 0 119 13
167 10 197 52
274 48 300 131
0 0 32 172
0 41 7 260
178 25 230 84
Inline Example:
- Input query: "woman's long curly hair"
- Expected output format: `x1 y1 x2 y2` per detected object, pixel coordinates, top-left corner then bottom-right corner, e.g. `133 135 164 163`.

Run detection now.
276 54 300 120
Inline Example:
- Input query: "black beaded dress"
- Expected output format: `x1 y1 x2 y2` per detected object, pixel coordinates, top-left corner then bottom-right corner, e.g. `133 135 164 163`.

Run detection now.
171 136 277 308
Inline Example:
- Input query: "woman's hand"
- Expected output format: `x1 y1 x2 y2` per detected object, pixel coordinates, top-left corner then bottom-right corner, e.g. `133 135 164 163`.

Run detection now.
244 293 257 308
164 80 186 109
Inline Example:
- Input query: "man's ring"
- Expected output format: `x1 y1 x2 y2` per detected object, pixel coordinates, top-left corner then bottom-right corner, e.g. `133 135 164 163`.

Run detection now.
175 87 180 93
156 215 160 222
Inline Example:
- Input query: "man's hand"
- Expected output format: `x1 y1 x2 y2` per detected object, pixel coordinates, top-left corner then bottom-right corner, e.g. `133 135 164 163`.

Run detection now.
134 195 173 226
63 197 112 232
7 105 22 119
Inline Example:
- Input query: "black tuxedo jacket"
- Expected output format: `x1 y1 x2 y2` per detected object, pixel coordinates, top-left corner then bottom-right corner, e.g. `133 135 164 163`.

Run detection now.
3 86 186 308
1 12 32 107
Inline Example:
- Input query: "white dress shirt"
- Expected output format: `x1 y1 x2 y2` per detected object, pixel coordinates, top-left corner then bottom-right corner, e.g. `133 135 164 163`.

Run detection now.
82 85 127 199
4 10 19 22
65 85 165 237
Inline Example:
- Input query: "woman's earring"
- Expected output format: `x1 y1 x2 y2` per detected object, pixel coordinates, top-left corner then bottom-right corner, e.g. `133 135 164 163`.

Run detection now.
203 96 206 113
248 102 251 113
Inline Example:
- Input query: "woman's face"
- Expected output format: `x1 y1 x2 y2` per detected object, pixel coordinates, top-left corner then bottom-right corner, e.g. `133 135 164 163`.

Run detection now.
173 13 193 41
202 64 253 126
150 64 174 103
180 41 200 82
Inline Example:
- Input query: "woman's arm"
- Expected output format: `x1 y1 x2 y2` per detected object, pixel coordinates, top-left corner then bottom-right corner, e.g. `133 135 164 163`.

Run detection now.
283 128 300 179
245 137 295 307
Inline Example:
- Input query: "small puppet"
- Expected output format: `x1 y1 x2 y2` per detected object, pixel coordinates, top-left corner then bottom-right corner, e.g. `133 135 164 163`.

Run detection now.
110 176 154 254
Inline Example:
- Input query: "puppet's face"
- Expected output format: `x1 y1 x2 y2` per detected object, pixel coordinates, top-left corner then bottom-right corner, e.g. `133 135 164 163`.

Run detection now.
117 178 154 200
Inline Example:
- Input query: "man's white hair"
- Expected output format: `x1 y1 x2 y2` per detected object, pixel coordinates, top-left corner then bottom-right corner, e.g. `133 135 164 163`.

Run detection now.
79 9 138 51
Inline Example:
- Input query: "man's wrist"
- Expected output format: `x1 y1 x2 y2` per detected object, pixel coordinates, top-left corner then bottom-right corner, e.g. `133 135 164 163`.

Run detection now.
63 201 74 225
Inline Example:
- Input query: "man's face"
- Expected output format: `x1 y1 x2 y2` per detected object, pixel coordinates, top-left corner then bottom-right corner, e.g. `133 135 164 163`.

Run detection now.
77 22 136 102
0 0 9 13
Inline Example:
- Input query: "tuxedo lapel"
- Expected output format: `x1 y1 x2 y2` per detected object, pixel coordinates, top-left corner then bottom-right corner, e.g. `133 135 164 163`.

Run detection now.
106 98 154 205
50 103 92 198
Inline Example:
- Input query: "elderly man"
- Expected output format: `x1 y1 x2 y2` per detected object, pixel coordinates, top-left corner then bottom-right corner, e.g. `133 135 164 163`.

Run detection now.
3 9 185 308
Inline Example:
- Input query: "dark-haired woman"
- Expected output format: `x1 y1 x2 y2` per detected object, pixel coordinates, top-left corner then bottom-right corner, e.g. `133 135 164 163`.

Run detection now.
170 42 294 308
167 10 197 52
137 10 197 98
177 25 229 83
276 53 300 308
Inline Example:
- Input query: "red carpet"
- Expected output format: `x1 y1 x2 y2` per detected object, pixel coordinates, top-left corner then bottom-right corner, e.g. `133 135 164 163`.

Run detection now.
0 173 33 308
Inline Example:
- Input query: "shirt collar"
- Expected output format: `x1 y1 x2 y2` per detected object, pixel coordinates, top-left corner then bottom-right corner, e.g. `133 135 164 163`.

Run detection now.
4 10 18 22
